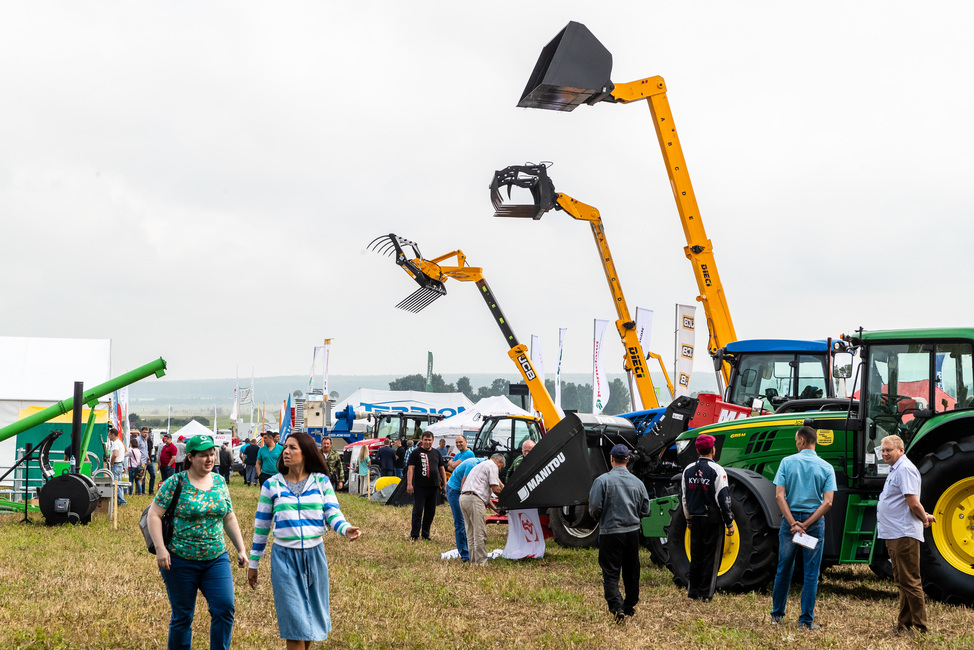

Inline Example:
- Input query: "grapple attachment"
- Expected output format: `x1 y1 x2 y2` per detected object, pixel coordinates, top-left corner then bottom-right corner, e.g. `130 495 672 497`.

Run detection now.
368 233 446 313
518 21 614 111
490 164 558 220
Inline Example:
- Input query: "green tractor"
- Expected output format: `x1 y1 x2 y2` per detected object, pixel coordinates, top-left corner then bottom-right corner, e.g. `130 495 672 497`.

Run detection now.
643 328 974 605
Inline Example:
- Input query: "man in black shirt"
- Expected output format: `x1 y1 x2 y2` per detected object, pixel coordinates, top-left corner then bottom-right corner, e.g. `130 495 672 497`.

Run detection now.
406 432 446 541
243 438 260 486
394 439 406 478
219 443 233 483
680 434 735 601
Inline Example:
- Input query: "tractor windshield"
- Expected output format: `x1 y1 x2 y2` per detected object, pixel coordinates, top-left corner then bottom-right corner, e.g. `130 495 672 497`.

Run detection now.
727 353 828 409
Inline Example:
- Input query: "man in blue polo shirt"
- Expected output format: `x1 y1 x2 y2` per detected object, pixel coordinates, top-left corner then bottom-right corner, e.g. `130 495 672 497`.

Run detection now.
446 435 474 472
770 426 836 631
446 455 487 562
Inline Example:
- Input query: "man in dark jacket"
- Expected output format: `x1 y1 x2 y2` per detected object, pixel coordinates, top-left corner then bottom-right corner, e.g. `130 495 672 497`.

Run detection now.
681 434 735 601
376 438 397 477
219 443 233 483
243 438 260 486
588 444 650 623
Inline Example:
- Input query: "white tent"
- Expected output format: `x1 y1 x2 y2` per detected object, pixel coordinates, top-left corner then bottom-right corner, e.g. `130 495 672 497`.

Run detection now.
172 419 214 440
426 395 532 448
335 389 474 419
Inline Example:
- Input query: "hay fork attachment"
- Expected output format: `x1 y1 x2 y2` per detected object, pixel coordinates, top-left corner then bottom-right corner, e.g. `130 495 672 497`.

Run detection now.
367 234 447 313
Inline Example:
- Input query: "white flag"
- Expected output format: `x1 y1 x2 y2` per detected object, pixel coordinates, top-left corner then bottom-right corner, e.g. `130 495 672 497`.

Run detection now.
238 386 253 406
631 307 654 409
674 304 697 399
230 388 239 421
118 386 130 436
323 339 332 395
530 335 545 414
593 319 611 414
308 346 322 393
555 328 567 410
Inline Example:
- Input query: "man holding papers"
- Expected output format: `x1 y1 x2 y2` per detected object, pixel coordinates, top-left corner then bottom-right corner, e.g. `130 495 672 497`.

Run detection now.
770 426 836 631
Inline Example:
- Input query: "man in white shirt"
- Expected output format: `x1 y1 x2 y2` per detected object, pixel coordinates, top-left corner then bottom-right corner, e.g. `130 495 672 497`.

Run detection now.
877 435 935 636
174 435 187 467
459 453 505 565
107 428 128 506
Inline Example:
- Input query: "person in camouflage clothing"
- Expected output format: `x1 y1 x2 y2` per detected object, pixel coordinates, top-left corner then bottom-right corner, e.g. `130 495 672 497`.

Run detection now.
321 437 345 490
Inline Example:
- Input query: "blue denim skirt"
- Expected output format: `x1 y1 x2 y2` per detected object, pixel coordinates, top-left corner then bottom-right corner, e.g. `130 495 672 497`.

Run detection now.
270 543 331 641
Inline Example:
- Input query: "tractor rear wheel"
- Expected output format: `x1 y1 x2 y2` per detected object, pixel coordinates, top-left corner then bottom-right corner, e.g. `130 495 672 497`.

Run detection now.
917 437 974 606
547 505 599 548
664 481 777 592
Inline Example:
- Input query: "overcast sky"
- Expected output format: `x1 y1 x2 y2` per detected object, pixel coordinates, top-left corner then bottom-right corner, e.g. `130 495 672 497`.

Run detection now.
2 2 973 385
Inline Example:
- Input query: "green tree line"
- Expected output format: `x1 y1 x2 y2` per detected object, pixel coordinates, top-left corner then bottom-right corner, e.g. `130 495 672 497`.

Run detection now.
388 374 633 415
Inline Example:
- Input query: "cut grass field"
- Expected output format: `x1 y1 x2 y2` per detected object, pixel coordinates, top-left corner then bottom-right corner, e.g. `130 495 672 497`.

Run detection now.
1 481 972 649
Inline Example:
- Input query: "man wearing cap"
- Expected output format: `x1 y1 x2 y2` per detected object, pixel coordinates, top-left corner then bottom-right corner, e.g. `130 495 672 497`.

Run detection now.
174 435 188 467
107 428 128 506
681 434 735 601
158 433 178 481
770 426 836 631
588 444 650 622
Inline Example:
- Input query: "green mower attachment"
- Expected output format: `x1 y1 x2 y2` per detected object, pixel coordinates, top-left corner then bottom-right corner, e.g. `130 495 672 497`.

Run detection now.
368 233 447 313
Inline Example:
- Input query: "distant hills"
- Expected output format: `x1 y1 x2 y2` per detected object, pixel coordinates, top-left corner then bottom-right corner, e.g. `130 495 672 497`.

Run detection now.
128 371 722 415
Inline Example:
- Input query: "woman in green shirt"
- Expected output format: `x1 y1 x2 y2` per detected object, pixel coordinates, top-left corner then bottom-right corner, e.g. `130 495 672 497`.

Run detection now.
147 434 247 650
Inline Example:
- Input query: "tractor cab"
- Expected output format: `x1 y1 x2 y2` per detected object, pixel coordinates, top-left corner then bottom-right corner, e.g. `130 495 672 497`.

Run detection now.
472 414 543 470
720 340 832 411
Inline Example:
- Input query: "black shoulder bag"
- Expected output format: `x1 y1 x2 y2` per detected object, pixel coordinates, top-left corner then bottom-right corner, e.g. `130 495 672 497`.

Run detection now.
139 473 184 554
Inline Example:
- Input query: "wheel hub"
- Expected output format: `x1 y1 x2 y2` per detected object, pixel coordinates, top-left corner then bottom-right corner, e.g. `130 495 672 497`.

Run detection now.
931 476 974 576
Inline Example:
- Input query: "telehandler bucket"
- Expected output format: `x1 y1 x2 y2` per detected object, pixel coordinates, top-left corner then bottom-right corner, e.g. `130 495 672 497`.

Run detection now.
489 163 558 220
518 21 614 111
497 412 636 510
368 233 446 313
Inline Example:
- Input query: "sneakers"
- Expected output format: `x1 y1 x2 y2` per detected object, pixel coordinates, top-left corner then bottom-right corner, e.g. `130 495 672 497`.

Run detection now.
612 611 625 624
798 623 821 631
770 616 782 625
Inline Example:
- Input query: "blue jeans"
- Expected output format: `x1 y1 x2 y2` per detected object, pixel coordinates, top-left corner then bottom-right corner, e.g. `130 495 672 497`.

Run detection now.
128 467 141 495
446 486 468 561
111 462 127 505
245 465 257 485
146 460 157 493
395 468 404 479
771 514 825 625
160 551 235 650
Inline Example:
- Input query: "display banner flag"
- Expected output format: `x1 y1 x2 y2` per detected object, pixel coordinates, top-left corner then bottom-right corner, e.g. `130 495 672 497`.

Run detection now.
674 304 697 398
592 319 610 414
118 386 130 436
280 394 292 439
322 339 332 395
555 328 567 410
426 351 434 392
530 335 545 414
631 308 655 408
502 509 546 559
230 389 238 421
308 346 321 393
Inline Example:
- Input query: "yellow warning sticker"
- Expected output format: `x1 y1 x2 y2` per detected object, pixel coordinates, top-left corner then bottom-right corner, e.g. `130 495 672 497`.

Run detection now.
817 430 834 446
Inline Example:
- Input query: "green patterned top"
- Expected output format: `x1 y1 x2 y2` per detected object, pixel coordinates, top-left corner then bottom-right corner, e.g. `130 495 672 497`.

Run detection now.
154 471 233 561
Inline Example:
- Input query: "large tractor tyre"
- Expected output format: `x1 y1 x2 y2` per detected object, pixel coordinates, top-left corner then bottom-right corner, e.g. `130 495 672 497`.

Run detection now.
642 535 669 568
547 505 600 548
916 437 974 606
664 481 777 593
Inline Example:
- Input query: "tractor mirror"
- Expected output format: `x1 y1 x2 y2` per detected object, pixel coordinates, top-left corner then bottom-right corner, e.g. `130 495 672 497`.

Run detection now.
833 352 853 379
518 21 614 111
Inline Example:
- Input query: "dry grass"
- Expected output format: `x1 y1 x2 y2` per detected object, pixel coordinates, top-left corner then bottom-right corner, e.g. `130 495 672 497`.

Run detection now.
1 482 973 649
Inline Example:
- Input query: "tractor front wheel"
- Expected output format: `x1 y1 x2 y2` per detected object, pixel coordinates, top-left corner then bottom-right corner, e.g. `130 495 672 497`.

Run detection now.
917 437 974 606
664 481 777 593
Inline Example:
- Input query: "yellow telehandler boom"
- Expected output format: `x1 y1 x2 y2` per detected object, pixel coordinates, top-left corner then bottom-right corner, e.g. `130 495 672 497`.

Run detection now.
489 163 674 409
516 21 737 386
369 234 562 428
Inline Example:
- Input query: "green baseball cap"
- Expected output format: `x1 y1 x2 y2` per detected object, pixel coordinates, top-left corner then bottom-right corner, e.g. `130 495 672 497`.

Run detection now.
185 434 218 454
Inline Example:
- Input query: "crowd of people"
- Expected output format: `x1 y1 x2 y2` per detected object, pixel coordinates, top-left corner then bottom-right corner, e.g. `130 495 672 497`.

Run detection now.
125 421 935 647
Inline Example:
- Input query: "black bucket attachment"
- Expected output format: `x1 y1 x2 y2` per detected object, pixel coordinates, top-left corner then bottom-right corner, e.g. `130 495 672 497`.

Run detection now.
497 412 636 510
634 395 698 461
489 164 558 220
368 233 447 313
518 21 614 112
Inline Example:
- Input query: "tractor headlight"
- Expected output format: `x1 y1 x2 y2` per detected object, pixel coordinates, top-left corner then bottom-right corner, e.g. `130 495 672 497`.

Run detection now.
675 439 691 455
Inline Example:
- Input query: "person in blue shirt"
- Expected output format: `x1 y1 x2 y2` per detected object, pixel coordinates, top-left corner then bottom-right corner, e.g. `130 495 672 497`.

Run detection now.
446 436 475 472
770 426 836 631
446 455 487 562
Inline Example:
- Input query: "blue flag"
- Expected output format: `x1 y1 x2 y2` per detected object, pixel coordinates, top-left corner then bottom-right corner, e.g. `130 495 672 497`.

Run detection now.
280 393 292 441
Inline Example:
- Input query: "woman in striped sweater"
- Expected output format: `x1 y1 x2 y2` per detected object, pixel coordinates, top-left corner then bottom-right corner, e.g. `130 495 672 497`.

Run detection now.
247 432 361 649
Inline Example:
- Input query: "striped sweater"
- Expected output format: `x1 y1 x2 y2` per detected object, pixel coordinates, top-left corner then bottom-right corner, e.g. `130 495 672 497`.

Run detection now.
248 472 351 569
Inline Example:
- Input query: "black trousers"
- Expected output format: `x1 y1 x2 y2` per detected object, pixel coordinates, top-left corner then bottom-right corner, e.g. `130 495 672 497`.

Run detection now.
688 518 724 599
598 530 641 614
410 485 438 539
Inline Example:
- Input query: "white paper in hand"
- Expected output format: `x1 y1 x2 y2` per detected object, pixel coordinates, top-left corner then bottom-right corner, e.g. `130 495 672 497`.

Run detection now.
793 531 819 549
